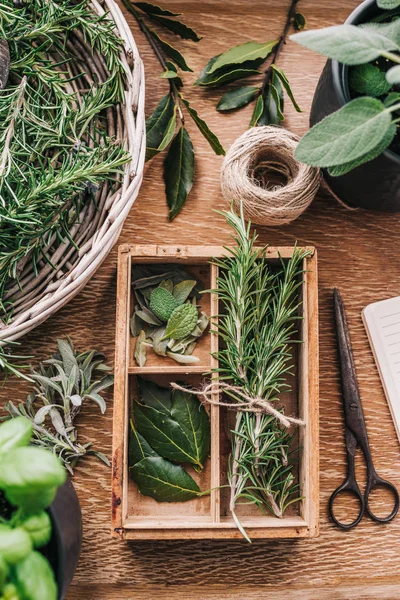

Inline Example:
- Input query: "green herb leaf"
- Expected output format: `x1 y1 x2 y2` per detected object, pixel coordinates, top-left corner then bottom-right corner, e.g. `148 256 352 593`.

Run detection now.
209 40 278 74
384 91 400 106
181 98 225 155
360 20 400 46
152 327 169 356
135 307 163 326
171 387 210 468
151 15 202 42
129 421 158 465
377 0 400 8
327 122 397 176
387 64 400 85
349 63 392 97
131 456 200 502
172 280 197 303
249 95 264 127
150 30 193 71
294 97 393 167
137 377 172 414
217 86 259 111
164 303 198 340
133 2 181 16
195 55 263 86
271 65 302 111
164 126 194 220
0 417 32 455
157 112 177 152
291 24 399 65
166 351 200 364
146 94 174 161
161 70 180 79
134 330 147 367
13 551 57 600
294 12 306 31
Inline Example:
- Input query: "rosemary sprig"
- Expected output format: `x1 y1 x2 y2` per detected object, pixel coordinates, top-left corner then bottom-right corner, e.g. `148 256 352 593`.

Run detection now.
212 206 311 541
4 337 113 474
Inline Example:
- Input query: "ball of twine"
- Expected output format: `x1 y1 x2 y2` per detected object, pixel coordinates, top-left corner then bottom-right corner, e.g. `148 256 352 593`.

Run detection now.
220 126 320 226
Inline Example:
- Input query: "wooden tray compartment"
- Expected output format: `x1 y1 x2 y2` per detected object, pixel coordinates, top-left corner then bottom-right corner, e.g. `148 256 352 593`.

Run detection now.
112 244 319 540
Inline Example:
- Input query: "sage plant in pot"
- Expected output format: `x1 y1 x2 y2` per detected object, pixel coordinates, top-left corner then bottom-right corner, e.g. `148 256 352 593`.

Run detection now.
291 0 400 211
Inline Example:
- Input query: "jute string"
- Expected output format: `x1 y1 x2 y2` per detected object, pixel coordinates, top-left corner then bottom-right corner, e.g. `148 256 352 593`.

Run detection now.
220 126 320 226
170 381 304 428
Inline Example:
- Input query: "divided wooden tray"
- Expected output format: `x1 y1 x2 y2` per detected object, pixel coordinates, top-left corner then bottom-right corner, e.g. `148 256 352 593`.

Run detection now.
111 244 319 540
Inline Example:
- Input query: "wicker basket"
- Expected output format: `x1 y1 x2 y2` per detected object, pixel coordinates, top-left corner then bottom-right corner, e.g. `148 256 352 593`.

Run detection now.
0 0 145 347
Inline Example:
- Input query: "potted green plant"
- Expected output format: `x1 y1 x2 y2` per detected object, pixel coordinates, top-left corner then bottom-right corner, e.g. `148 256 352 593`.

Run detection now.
291 0 400 211
0 417 81 600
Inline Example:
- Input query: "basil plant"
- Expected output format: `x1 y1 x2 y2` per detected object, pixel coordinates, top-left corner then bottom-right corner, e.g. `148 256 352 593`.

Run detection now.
291 0 400 175
0 417 66 600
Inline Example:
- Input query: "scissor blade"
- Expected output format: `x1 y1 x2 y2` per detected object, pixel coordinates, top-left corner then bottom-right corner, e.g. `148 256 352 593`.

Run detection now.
333 289 368 442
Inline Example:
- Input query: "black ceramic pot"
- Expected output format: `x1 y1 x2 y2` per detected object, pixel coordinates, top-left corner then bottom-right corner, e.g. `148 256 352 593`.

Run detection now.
310 0 400 211
47 479 82 600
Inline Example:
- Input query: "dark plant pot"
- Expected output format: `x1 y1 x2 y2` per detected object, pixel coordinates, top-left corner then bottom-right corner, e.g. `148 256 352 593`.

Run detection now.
310 0 400 211
47 479 82 600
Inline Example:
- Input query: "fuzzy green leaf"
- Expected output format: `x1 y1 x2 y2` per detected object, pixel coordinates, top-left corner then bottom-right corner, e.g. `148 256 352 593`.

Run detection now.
146 94 174 161
164 126 194 220
133 2 181 16
172 279 197 303
291 24 399 65
361 20 400 46
209 40 278 74
384 91 400 106
134 330 147 367
295 97 393 167
327 122 396 176
271 65 301 111
164 303 198 340
377 0 400 8
249 94 264 127
131 456 200 502
294 12 306 31
151 15 202 42
387 64 400 85
349 63 392 97
181 98 225 155
217 86 259 111
150 30 193 71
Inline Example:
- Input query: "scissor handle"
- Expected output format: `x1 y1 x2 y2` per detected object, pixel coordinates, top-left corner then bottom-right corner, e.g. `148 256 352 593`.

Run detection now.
329 477 364 530
365 472 399 524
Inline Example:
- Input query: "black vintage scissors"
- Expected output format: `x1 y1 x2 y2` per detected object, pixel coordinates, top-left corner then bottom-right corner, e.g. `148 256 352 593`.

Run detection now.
329 288 400 529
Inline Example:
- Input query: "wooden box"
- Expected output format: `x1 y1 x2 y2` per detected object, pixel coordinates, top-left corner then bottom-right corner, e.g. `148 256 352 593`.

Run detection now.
112 244 319 540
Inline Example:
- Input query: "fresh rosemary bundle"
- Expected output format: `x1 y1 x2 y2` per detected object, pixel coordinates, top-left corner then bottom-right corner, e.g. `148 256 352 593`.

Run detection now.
0 0 130 373
211 207 311 541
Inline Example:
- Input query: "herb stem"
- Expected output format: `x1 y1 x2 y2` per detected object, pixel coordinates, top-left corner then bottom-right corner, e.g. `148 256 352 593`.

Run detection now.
261 0 300 94
381 51 400 65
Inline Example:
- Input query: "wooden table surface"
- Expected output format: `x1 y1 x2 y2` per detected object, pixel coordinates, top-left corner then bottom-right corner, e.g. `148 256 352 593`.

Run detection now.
3 0 400 598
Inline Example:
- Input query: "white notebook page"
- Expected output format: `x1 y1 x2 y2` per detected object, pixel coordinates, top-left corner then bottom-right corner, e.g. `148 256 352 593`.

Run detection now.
362 296 400 443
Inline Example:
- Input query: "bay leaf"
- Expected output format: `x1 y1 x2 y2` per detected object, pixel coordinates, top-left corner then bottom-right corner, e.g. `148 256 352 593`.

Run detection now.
150 30 193 72
196 64 261 87
294 12 306 31
131 456 200 502
151 15 202 42
172 279 197 304
163 126 194 221
146 94 174 161
209 40 278 74
129 421 158 466
137 376 172 414
271 65 301 112
181 99 225 155
249 95 264 127
294 97 392 168
171 387 210 468
291 24 399 65
157 112 177 152
134 2 181 16
217 86 259 112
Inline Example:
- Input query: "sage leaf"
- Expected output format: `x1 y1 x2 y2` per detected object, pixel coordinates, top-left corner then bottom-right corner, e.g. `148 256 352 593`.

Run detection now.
387 64 400 85
57 338 78 377
349 64 391 97
294 12 306 31
164 303 198 340
271 65 301 112
249 95 264 127
164 126 194 221
384 91 400 107
152 327 169 356
134 330 147 368
131 456 200 502
130 311 145 337
327 122 396 176
134 2 181 16
151 15 202 42
135 307 163 326
181 98 225 155
217 86 259 111
291 24 399 65
166 351 200 364
294 97 393 168
377 0 400 8
129 421 158 466
172 279 197 303
146 94 174 161
209 40 278 74
150 30 193 71
361 20 400 46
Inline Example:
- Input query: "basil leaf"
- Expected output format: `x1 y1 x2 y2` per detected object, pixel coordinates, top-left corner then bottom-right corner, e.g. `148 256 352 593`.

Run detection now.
181 98 225 155
387 64 400 85
291 24 399 65
134 2 181 16
271 65 302 112
349 63 392 97
146 94 174 161
13 551 57 600
129 421 158 465
209 40 278 74
164 126 194 220
294 97 392 167
131 456 200 502
150 30 193 71
217 86 259 111
327 122 396 176
0 417 32 455
377 0 400 8
249 95 264 126
151 15 201 42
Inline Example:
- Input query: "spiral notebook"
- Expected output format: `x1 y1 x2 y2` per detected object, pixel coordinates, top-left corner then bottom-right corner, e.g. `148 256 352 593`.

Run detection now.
362 296 400 443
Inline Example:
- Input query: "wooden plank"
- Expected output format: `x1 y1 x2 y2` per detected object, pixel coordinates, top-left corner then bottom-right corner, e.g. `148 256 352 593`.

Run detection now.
210 263 220 523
